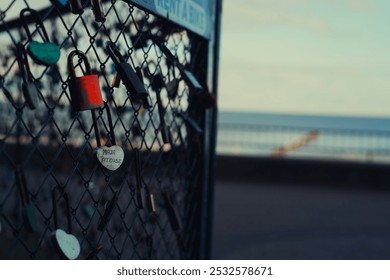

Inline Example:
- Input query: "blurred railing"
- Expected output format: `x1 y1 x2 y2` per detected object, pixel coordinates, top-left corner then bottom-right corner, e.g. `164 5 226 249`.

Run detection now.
217 122 390 163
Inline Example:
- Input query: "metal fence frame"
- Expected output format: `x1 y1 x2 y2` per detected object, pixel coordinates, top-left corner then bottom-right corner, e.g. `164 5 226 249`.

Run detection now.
0 0 221 260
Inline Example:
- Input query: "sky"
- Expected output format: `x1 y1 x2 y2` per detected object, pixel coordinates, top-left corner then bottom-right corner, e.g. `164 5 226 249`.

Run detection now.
218 0 390 117
3 0 390 117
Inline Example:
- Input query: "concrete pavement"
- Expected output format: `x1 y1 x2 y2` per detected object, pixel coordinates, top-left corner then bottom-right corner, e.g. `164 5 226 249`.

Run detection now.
212 180 390 259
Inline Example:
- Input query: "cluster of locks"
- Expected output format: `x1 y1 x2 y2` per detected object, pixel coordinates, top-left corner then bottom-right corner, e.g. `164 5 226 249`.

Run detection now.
0 0 215 260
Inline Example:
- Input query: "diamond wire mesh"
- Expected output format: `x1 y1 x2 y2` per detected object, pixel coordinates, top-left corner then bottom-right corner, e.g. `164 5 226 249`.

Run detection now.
0 0 210 259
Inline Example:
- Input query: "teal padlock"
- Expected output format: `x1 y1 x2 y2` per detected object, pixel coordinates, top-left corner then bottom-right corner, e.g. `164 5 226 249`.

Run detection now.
20 8 61 66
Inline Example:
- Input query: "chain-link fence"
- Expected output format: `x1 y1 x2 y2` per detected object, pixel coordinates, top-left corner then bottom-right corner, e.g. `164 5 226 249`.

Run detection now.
0 0 218 259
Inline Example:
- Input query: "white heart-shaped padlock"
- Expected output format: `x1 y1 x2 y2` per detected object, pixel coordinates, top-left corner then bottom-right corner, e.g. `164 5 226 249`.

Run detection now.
95 145 124 171
51 187 80 260
51 229 81 260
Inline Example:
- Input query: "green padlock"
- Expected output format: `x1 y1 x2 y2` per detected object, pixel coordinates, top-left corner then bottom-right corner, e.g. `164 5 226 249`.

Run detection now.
20 8 61 66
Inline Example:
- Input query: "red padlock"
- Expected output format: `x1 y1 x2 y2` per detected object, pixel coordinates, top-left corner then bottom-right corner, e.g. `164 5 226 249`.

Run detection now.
67 50 104 111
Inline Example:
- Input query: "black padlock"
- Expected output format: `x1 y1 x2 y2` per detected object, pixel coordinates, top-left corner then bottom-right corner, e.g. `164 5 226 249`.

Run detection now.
166 79 178 99
135 66 152 109
97 193 117 231
90 0 105 22
67 50 104 111
16 43 39 110
106 42 148 100
150 35 203 93
144 67 165 93
51 186 81 260
156 91 170 144
15 165 37 233
68 0 84 14
192 88 216 109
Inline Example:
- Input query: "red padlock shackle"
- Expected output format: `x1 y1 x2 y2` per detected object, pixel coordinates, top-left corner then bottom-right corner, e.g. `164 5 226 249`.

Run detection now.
67 50 92 78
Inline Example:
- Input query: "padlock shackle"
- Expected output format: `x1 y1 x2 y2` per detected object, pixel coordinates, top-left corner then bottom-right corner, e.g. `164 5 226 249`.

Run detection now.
16 43 28 84
15 165 30 207
67 50 92 78
52 186 73 234
20 8 50 42
91 109 102 148
104 103 117 146
16 43 33 84
91 0 106 22
68 50 92 78
106 41 126 65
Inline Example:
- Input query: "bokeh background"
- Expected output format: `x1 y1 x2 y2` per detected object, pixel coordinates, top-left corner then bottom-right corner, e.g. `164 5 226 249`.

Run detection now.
213 0 390 259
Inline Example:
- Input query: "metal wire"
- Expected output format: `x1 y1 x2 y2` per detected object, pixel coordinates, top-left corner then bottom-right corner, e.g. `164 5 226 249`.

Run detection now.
0 0 210 259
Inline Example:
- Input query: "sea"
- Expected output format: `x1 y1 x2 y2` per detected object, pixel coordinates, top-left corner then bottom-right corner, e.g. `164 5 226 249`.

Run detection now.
217 111 390 163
